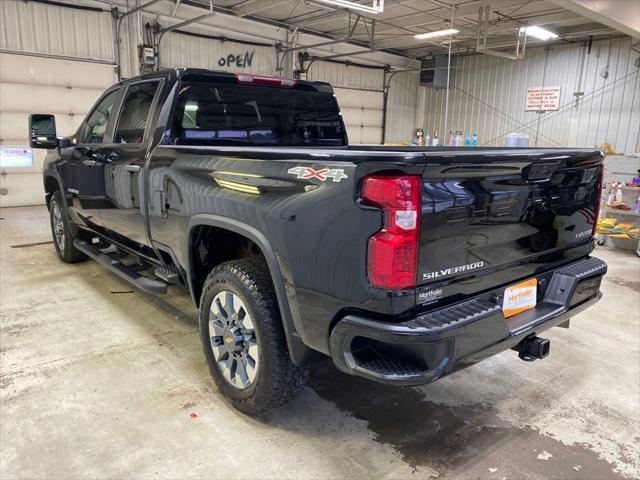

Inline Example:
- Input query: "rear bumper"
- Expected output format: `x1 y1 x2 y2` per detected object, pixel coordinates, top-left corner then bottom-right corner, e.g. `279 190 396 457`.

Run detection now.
329 257 606 386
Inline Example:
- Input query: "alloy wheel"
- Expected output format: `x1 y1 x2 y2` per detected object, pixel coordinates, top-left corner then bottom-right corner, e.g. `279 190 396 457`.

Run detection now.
209 290 259 389
52 201 65 252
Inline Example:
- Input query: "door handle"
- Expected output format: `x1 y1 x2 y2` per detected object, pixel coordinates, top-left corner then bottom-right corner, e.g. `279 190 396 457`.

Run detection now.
83 159 97 167
124 164 141 173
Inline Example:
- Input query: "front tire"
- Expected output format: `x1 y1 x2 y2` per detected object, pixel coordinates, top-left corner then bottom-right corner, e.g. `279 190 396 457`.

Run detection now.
199 258 307 415
49 190 87 263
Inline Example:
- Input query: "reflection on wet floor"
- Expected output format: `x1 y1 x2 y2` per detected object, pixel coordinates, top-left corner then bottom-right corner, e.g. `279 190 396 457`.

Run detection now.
307 361 625 480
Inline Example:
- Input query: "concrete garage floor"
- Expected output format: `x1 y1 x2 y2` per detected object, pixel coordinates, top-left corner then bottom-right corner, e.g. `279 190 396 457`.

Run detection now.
1 205 639 480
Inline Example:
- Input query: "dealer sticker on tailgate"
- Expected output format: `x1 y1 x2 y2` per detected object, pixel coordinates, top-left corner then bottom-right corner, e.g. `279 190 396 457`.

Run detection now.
503 278 537 318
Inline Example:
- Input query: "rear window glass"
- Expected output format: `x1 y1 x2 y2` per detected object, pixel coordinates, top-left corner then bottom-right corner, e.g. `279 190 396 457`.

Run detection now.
169 82 345 146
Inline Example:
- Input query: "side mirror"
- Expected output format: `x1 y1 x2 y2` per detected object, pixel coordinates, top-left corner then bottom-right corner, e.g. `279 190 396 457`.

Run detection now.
29 114 58 149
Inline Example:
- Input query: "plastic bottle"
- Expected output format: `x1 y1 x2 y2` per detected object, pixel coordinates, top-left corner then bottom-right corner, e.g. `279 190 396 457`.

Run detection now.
615 184 623 205
456 131 463 146
471 133 478 147
465 134 472 146
607 183 616 206
425 133 430 146
432 131 439 146
448 131 455 146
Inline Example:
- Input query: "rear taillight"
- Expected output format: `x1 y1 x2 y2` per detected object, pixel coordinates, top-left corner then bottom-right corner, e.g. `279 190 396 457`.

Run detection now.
361 175 421 290
592 166 604 236
234 74 297 88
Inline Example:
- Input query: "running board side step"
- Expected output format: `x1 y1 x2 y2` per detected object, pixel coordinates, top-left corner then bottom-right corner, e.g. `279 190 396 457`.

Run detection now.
73 239 168 295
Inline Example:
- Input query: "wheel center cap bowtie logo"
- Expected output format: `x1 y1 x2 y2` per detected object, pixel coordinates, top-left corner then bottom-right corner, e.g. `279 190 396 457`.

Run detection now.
287 166 348 183
224 336 233 344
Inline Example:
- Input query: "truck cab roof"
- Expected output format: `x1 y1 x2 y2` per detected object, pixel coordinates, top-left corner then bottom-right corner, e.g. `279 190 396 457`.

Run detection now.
118 68 334 93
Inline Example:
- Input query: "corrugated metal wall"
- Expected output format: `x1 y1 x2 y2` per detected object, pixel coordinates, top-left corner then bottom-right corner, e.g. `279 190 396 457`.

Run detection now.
158 28 278 75
420 37 640 152
0 0 114 62
385 71 419 143
306 60 384 91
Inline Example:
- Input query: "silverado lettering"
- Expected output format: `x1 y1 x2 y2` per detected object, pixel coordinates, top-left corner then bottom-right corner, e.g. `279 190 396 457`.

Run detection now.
423 261 485 280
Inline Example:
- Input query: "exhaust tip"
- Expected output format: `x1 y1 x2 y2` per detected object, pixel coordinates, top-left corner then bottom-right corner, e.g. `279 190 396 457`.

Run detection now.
513 335 550 362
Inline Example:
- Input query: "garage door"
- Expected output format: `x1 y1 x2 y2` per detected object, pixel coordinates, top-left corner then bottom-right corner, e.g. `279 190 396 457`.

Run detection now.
333 88 383 144
0 53 116 207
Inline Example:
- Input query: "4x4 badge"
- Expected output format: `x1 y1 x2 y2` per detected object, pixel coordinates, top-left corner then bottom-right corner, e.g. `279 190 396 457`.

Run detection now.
287 166 348 183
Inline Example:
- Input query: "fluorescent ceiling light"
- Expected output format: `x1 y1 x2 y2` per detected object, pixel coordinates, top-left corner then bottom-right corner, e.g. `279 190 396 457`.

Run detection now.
519 26 558 41
414 29 459 40
314 0 384 14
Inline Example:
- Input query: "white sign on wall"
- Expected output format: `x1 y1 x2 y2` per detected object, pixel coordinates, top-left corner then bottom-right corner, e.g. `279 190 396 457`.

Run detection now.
0 147 33 168
525 86 561 111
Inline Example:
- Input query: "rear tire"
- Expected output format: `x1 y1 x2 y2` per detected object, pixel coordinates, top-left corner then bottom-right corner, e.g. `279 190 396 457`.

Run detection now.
49 190 87 263
199 258 307 415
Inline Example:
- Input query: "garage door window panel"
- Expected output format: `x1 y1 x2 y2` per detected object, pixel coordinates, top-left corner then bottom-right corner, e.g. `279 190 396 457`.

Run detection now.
115 82 161 144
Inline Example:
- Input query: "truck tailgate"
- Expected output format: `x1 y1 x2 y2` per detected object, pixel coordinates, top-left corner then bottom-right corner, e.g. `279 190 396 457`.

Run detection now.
417 150 603 286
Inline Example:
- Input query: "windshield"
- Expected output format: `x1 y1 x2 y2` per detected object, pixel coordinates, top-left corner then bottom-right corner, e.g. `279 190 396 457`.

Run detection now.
169 82 346 147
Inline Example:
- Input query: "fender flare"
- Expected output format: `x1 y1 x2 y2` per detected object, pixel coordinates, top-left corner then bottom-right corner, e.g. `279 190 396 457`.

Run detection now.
43 171 64 206
43 171 83 236
186 214 317 367
43 171 73 216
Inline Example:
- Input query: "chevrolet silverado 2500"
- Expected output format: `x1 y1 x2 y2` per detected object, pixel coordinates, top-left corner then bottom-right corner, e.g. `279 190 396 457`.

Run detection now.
30 69 607 414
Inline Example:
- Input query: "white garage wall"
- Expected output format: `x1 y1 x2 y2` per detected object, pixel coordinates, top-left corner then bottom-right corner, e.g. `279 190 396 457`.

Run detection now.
0 1 118 207
385 71 420 144
0 53 117 207
334 87 384 144
307 61 385 144
419 37 640 151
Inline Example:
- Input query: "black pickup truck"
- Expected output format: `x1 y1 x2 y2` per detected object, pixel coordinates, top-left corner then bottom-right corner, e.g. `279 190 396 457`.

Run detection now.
30 68 606 414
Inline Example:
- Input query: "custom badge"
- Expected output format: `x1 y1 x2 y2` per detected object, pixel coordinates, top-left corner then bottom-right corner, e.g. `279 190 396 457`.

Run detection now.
287 166 348 183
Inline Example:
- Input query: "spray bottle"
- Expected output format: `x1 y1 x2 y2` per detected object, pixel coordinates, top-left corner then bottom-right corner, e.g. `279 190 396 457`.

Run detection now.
606 183 615 206
615 184 623 206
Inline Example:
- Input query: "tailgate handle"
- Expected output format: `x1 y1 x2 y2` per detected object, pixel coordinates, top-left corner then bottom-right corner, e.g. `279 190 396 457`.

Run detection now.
523 162 560 181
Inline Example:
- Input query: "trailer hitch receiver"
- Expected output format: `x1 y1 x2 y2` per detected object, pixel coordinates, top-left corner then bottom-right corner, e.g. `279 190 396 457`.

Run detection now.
513 335 550 362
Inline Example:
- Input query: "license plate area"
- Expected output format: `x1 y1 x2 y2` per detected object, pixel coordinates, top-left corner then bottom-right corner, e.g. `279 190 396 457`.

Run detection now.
503 278 537 318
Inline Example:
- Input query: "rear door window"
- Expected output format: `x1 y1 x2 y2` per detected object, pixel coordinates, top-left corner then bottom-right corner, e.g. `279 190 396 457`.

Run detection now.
115 82 160 144
170 82 345 146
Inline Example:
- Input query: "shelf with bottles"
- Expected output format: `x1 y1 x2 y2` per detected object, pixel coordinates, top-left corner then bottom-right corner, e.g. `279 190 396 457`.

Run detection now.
597 176 640 255
601 180 640 213
414 130 479 147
